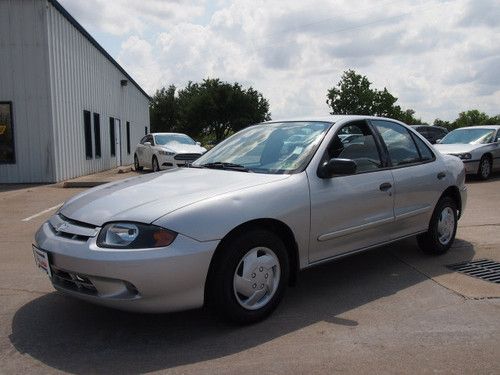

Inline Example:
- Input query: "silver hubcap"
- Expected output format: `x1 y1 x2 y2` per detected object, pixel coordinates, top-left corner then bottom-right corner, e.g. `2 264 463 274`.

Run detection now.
437 206 455 245
233 247 280 310
153 159 158 171
481 159 490 178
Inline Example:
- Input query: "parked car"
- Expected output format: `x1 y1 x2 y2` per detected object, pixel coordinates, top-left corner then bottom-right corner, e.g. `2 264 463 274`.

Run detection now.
434 125 500 180
134 133 207 172
33 116 467 323
411 125 448 144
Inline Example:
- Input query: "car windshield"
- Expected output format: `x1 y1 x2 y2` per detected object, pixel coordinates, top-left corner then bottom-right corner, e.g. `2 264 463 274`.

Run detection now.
192 121 331 174
440 128 495 145
155 134 196 146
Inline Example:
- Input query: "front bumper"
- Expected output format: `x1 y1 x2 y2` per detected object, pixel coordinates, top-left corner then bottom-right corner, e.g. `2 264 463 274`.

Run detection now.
34 221 218 313
463 160 480 175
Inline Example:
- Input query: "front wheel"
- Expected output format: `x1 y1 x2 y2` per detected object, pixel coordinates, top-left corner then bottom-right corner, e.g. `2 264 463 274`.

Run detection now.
207 229 289 324
417 196 457 255
152 156 160 172
477 156 492 180
134 154 143 171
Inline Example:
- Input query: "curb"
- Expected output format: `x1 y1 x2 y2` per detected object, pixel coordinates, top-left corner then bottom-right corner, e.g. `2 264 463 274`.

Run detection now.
62 181 110 188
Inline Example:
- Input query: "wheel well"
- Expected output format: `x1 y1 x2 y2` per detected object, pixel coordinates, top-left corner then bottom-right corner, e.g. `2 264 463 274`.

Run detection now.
482 153 493 162
440 186 462 217
204 219 300 303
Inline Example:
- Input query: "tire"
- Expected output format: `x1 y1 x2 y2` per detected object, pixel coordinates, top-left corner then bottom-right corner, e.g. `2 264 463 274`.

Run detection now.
417 196 458 255
207 229 289 324
152 156 160 172
477 155 492 180
134 154 143 171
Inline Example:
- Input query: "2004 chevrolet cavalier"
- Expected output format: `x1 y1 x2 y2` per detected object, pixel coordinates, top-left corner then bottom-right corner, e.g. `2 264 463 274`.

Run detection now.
33 116 467 323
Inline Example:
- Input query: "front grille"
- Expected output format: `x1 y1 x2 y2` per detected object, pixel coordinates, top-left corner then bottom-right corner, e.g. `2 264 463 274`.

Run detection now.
52 267 98 295
48 214 98 242
174 153 202 161
447 259 500 284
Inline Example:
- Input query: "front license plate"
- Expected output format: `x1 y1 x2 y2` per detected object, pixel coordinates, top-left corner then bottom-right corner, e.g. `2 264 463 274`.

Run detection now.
32 245 52 277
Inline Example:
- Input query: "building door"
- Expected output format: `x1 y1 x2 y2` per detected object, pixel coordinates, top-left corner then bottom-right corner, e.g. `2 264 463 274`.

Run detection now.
115 119 122 166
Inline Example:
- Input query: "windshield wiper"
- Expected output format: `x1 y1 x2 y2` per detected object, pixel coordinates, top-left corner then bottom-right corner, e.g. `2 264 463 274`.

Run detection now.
201 162 250 172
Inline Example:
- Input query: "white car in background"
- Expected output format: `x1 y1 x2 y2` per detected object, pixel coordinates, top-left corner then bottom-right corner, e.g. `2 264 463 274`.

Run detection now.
434 125 500 180
134 133 207 172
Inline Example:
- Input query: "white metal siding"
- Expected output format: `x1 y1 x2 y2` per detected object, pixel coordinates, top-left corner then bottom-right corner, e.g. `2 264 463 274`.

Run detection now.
0 0 55 183
46 2 149 181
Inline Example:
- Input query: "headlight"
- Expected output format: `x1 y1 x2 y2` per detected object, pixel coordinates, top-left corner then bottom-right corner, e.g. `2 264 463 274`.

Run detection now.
97 222 177 249
158 150 175 156
455 153 472 160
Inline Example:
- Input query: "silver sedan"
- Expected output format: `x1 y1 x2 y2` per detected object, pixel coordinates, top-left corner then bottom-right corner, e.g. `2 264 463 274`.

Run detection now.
434 125 500 180
33 116 467 323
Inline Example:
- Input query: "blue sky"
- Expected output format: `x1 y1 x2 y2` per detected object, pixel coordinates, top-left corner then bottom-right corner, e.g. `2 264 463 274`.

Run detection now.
59 0 500 123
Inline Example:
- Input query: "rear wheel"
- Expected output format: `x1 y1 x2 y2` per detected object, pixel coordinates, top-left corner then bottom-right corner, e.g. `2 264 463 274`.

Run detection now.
152 156 160 172
477 155 492 180
134 154 143 171
417 196 457 255
207 229 289 324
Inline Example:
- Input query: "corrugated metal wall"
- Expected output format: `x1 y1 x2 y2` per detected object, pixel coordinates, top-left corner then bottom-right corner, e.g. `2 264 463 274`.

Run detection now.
0 0 150 183
46 2 150 182
0 0 55 183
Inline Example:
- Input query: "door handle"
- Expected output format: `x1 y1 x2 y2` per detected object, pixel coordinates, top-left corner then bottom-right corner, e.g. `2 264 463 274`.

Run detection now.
379 182 392 191
437 172 446 180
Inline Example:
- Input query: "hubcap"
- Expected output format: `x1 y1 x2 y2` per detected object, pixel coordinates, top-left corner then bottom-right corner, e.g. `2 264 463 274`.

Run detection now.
233 247 280 310
437 206 455 245
481 159 490 178
153 159 158 171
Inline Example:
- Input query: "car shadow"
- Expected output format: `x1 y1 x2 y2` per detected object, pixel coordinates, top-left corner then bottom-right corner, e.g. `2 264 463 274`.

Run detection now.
466 171 500 183
10 238 475 374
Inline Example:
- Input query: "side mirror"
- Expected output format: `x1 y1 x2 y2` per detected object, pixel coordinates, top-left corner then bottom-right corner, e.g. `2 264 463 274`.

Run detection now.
196 141 201 146
435 139 441 144
144 142 151 146
318 158 357 178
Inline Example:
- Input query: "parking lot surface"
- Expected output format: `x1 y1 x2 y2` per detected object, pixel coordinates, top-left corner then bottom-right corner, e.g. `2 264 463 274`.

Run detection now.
0 172 499 374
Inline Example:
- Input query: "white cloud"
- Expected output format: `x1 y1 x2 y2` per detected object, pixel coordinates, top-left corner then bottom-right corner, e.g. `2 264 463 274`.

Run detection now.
67 0 500 122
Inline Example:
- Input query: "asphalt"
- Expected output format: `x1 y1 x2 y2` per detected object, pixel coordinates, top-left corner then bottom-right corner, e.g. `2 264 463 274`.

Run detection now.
0 171 499 374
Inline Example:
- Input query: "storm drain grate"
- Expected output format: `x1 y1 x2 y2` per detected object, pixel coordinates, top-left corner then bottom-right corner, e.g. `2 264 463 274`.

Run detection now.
447 259 500 284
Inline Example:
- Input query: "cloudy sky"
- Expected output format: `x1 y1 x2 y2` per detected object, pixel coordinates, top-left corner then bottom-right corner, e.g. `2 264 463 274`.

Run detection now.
59 0 499 123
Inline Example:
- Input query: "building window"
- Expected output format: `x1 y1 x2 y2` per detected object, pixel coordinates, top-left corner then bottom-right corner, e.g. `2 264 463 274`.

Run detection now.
109 117 116 157
0 102 15 164
93 113 101 158
145 126 148 135
126 121 131 154
83 110 92 159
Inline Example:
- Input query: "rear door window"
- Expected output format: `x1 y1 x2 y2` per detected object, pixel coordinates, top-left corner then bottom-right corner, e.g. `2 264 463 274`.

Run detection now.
372 120 421 166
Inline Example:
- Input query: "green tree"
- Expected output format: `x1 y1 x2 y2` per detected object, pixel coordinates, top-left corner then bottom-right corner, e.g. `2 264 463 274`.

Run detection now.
454 110 493 128
326 70 421 124
177 78 271 143
149 85 179 133
433 118 452 130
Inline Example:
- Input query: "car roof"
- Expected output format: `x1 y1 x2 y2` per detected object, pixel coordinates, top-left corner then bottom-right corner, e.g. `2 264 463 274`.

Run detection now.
451 125 500 130
262 115 401 124
411 124 448 130
150 132 189 136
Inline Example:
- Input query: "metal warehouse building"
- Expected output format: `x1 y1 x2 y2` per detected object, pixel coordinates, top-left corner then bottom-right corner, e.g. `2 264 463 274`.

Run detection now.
0 0 150 183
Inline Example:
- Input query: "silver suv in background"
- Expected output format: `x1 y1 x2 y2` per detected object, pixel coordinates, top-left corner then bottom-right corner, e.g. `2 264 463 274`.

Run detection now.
411 125 448 144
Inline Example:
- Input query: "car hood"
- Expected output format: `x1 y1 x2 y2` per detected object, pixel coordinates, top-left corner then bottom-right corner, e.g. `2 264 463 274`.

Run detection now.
159 144 206 154
434 143 480 154
59 168 289 226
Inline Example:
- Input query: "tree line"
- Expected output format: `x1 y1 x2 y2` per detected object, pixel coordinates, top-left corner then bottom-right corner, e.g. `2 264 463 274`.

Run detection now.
149 70 499 144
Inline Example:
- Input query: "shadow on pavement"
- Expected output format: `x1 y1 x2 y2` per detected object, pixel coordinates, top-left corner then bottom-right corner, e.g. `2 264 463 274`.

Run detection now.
466 171 500 184
0 183 47 193
10 239 475 374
